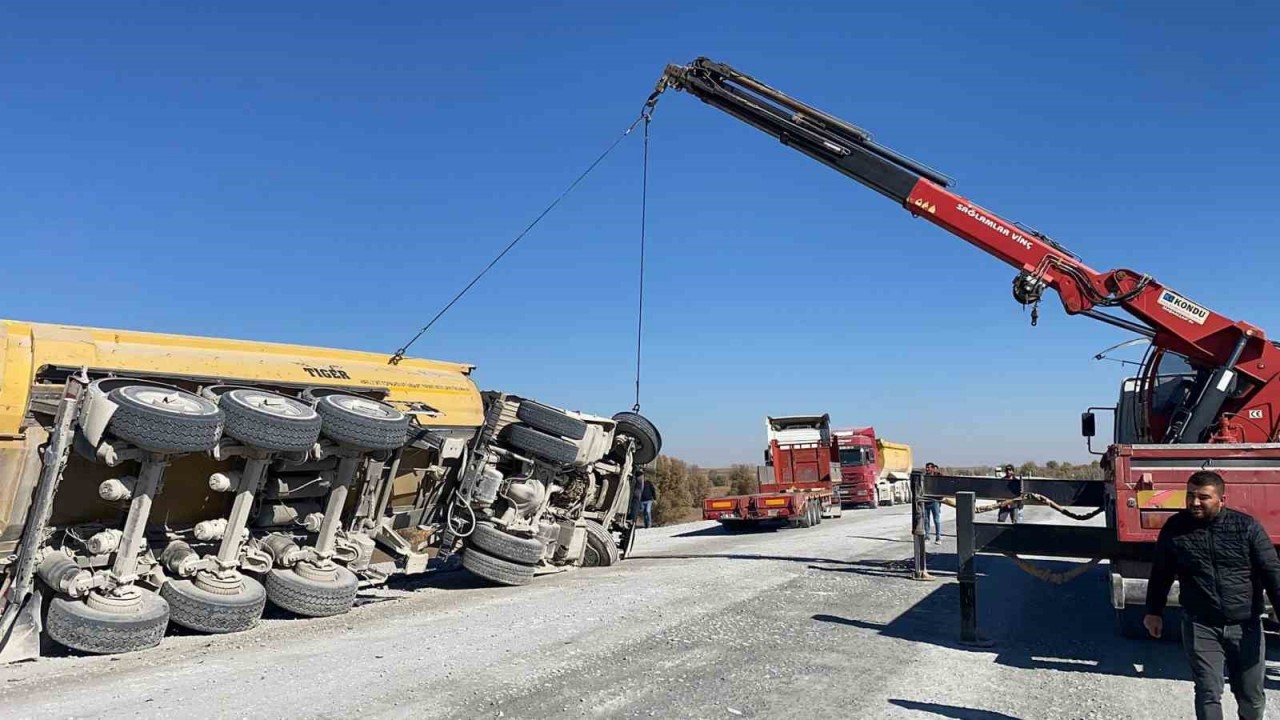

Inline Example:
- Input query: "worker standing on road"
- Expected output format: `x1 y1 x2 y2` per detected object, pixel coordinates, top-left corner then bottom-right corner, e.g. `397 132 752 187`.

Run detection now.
996 464 1024 524
1144 471 1280 720
640 477 658 529
923 463 943 543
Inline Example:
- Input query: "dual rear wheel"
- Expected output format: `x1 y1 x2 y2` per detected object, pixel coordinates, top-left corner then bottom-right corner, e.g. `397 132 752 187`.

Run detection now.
47 386 401 655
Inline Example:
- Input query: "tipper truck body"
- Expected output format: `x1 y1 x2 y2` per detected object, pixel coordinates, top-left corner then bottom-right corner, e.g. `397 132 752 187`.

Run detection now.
0 319 660 661
832 427 913 507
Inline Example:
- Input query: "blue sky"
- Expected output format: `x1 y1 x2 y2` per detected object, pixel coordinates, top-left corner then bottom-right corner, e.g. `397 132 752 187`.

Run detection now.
2 3 1277 466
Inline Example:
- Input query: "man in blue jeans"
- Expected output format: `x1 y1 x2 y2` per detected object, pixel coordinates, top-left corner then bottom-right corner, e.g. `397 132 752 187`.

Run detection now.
996 464 1024 524
923 463 943 543
1145 471 1280 720
640 477 658 529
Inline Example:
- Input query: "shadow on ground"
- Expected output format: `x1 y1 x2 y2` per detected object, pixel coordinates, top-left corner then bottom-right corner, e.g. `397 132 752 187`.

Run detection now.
636 550 956 578
887 699 1020 719
670 523 786 538
845 534 928 545
811 554 1280 688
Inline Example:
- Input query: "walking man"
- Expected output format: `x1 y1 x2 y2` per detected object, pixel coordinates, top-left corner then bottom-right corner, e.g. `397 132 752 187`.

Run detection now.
1145 471 1280 720
996 464 1024 524
923 462 943 543
640 477 658 529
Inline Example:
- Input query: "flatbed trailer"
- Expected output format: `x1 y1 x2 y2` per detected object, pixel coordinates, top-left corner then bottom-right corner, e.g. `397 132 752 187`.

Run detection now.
704 486 839 529
704 414 841 529
914 443 1280 641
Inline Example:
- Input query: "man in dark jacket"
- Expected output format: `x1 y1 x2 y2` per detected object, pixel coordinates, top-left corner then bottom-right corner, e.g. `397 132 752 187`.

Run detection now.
996 464 1024 524
1145 470 1280 720
639 478 658 529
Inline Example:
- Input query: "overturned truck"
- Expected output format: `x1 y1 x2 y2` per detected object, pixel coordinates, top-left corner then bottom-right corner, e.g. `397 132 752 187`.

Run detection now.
0 320 659 660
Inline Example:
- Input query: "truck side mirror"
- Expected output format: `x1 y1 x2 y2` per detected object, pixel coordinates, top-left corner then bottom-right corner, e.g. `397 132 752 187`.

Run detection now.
1081 412 1096 438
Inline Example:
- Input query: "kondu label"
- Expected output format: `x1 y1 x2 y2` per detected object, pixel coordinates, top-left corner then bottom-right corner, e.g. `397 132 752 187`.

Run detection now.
1158 290 1209 325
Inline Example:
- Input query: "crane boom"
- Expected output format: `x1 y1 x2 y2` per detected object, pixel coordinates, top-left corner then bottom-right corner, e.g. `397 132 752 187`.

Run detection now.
649 57 1280 444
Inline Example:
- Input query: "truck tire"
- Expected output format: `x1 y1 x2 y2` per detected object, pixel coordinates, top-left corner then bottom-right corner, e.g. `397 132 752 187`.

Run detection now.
265 565 358 617
220 389 322 453
315 394 409 451
46 591 169 655
812 501 822 525
106 385 224 454
462 547 535 586
505 424 579 465
581 520 620 567
468 522 545 565
794 503 813 529
611 412 662 465
162 575 267 634
517 400 587 440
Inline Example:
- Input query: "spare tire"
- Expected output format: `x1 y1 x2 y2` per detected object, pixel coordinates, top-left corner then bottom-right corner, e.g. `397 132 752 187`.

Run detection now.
315 394 409 451
517 400 588 440
468 522 545 565
220 389 322 453
505 424 580 466
106 385 224 454
612 412 662 465
462 547 535 586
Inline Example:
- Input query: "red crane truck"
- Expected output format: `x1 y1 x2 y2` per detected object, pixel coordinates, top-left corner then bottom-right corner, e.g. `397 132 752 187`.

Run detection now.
649 57 1280 636
704 415 841 530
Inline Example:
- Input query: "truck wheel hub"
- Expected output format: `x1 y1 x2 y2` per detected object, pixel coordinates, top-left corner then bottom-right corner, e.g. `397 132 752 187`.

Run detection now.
194 570 246 596
86 586 143 613
295 560 339 583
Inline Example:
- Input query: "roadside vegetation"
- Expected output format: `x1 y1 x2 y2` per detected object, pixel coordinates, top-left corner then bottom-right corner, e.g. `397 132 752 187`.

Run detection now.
939 460 1103 480
646 458 1103 527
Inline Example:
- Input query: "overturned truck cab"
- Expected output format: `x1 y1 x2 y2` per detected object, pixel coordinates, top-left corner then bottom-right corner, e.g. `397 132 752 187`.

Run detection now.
0 320 658 661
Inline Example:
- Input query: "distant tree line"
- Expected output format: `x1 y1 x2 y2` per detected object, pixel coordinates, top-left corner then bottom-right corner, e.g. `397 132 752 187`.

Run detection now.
646 458 760 527
936 460 1103 481
643 457 1102 527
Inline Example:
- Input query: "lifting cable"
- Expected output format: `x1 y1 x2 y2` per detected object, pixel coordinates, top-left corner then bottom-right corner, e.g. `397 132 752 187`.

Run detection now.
388 112 651 365
632 114 651 412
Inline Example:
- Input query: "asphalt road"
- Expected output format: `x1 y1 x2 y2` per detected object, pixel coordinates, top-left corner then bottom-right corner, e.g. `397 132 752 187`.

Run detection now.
2 505 1277 719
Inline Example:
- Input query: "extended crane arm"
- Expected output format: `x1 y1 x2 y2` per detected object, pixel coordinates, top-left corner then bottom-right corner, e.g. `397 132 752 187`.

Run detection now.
650 57 1280 443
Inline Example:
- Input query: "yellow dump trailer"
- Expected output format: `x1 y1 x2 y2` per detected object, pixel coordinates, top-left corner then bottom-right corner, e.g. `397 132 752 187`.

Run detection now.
0 320 659 661
876 438 914 506
877 439 913 476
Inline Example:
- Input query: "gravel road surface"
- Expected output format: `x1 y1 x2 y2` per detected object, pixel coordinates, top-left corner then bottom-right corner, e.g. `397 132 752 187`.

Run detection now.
3 505 1278 719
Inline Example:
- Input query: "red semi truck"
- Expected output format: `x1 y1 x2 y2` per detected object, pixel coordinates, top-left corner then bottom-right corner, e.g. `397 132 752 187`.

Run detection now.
704 415 841 530
832 427 914 508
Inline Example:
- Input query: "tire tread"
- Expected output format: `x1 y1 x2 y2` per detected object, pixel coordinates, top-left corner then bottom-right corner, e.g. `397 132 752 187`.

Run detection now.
461 548 536 586
516 401 587 440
